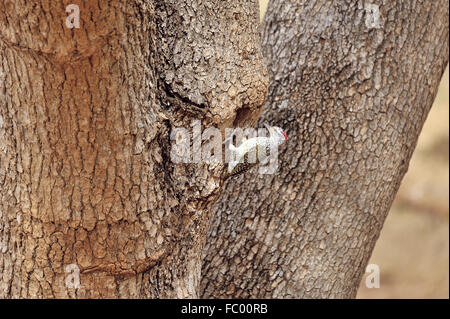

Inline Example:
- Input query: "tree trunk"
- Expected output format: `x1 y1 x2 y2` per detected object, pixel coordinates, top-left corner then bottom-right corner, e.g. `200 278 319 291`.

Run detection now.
201 0 449 298
0 0 267 298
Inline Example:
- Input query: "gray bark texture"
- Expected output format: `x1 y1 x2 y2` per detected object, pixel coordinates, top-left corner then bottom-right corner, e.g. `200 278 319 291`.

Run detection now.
0 0 448 299
201 0 449 298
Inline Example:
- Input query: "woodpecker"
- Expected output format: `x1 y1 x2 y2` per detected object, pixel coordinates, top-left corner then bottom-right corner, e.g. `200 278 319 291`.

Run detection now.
224 124 287 179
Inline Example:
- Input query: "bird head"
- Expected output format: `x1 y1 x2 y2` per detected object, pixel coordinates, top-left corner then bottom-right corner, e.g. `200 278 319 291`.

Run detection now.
264 124 287 145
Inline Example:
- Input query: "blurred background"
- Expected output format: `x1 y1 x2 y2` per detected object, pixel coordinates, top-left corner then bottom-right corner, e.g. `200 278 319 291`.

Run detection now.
259 1 449 299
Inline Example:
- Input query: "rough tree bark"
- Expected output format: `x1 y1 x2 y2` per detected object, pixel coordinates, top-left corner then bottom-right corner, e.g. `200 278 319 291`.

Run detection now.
0 0 267 298
201 0 449 298
0 0 448 299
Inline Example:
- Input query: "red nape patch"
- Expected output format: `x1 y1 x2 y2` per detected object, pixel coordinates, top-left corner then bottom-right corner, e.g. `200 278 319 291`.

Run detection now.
282 132 287 141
